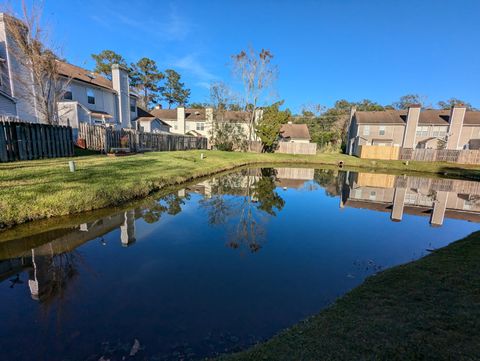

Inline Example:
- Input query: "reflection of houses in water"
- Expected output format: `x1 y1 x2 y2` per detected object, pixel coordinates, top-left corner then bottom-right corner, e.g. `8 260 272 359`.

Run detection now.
188 169 262 198
275 168 314 189
0 210 139 301
120 210 136 247
341 171 480 226
188 168 315 197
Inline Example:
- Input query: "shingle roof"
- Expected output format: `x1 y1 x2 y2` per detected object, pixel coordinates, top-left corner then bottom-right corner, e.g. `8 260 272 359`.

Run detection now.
150 108 207 121
280 123 311 140
150 108 250 122
89 109 113 119
418 110 449 125
355 109 480 126
464 111 480 125
134 107 171 127
57 61 113 91
355 110 406 125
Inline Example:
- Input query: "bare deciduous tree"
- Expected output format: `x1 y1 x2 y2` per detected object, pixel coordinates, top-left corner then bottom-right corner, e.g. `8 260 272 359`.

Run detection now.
231 47 278 147
209 81 247 150
4 1 69 124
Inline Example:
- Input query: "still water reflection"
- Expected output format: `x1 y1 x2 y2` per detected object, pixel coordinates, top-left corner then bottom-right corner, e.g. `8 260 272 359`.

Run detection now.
0 167 479 360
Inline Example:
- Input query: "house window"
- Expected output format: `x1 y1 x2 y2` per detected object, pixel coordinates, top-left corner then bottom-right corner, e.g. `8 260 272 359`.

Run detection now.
196 122 205 131
416 126 428 137
432 126 447 137
63 90 73 100
363 125 370 136
379 126 385 136
87 89 95 104
130 99 136 113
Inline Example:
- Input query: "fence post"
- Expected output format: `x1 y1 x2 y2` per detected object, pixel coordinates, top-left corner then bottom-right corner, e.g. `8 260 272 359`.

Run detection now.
0 122 7 162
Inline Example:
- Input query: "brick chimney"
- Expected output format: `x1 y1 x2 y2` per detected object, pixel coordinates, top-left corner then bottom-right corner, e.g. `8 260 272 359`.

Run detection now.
112 64 131 129
177 106 186 134
446 104 466 150
402 104 421 148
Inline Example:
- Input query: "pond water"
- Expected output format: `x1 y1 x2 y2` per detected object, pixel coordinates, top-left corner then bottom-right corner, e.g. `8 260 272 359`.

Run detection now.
1 167 479 361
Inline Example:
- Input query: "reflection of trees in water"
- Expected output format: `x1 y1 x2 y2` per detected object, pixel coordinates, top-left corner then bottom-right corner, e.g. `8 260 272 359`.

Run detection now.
140 193 190 223
200 168 285 253
313 169 343 197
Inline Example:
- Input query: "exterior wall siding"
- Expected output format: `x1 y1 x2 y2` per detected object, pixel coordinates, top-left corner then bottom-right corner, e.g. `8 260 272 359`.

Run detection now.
0 14 38 123
0 92 16 116
459 126 480 149
357 124 405 146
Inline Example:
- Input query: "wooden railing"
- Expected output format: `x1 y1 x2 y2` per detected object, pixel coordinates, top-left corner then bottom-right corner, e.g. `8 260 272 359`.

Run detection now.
78 123 208 153
0 120 74 162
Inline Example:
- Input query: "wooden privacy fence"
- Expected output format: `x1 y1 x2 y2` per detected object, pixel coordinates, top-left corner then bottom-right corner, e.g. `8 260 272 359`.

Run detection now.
276 142 317 155
79 123 207 153
356 145 400 160
0 120 74 162
399 148 480 165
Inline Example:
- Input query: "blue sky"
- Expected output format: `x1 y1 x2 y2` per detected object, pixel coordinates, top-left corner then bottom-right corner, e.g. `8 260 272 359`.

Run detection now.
13 0 480 112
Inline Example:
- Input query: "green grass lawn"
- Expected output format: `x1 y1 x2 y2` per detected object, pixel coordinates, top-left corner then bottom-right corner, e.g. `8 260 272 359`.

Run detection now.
1 150 480 228
218 231 480 361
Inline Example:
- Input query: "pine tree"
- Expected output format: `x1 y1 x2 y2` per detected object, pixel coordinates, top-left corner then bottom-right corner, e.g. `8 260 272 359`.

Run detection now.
162 69 191 108
130 58 164 108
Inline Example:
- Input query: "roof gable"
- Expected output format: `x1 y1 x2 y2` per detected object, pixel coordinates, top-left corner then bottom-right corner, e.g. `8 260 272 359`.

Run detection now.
134 107 171 127
280 123 311 140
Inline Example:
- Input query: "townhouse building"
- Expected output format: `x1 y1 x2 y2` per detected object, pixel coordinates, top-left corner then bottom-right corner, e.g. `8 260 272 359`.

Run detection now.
150 106 262 141
346 104 480 156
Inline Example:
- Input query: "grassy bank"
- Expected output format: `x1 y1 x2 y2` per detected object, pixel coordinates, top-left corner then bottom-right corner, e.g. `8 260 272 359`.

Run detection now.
1 150 480 228
219 231 480 361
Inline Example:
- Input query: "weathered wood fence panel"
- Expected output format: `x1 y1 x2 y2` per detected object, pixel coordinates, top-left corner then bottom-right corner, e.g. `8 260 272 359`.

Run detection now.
78 123 207 153
0 120 74 162
357 145 400 160
276 142 317 155
399 148 480 165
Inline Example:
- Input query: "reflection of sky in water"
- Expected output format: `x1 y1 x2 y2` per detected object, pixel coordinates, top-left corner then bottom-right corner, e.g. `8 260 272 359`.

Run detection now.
0 168 479 361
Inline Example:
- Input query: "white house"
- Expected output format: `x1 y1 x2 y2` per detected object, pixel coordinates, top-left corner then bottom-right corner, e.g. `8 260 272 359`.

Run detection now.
0 12 147 134
135 107 171 133
56 61 139 131
150 106 262 141
0 13 38 122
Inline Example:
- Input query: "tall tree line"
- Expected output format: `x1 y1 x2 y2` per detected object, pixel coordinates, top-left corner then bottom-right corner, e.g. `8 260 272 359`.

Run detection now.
91 50 191 109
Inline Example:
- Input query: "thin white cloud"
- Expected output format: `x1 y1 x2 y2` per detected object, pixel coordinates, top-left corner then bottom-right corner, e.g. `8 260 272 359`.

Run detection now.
196 81 212 90
173 54 217 83
89 2 191 42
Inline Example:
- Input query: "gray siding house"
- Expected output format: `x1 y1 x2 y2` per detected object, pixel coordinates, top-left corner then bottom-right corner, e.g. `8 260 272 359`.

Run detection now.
0 12 149 133
56 61 139 131
150 106 262 141
0 13 38 121
346 104 480 156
